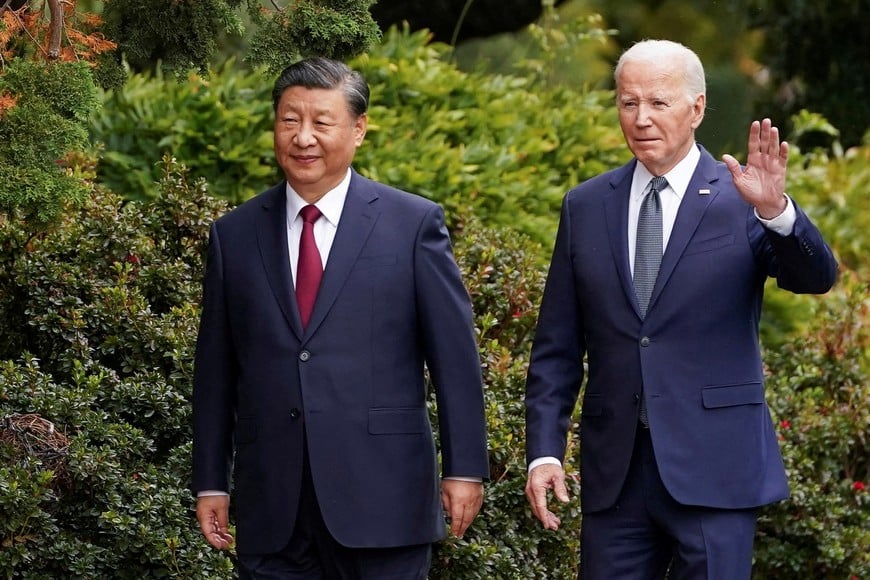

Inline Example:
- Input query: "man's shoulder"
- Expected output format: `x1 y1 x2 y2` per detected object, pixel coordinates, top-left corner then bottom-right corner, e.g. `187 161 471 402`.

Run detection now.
565 163 632 202
214 182 284 225
351 171 439 212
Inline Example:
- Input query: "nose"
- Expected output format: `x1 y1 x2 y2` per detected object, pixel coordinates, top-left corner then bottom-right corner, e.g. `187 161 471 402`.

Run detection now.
293 122 315 147
634 103 653 126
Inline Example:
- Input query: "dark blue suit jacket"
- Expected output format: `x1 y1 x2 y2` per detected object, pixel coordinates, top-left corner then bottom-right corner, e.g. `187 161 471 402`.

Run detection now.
192 170 489 554
525 146 837 512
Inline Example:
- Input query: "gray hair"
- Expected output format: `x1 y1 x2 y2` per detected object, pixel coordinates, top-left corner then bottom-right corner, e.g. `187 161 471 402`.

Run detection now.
614 40 706 102
272 57 369 118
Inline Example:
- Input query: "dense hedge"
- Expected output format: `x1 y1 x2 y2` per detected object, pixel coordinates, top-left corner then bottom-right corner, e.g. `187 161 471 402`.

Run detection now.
90 27 628 247
3 27 868 579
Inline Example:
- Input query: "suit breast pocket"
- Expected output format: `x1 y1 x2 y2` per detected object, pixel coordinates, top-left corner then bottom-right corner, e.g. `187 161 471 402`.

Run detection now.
683 233 736 257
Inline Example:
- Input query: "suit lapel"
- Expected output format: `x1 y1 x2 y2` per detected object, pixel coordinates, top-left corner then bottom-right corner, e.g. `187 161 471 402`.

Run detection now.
648 149 721 311
255 182 305 339
302 171 380 339
604 161 642 318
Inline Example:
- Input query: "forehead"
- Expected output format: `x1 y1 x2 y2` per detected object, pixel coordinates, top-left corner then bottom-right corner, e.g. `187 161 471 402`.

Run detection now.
276 86 349 114
617 60 684 96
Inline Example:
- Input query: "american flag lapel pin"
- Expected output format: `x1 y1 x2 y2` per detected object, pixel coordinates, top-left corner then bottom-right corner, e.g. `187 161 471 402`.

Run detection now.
698 188 711 195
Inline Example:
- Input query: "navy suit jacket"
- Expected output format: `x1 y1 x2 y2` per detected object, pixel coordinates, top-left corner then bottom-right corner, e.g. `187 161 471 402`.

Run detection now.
525 146 837 512
192 170 489 554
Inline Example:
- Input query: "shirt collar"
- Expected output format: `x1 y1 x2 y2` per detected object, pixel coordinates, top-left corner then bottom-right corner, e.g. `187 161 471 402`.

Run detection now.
632 143 700 201
285 168 351 227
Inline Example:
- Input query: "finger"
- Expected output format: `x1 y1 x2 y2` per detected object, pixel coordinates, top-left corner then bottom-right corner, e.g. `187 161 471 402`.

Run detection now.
553 475 570 503
747 119 761 152
767 123 780 155
759 118 772 153
449 503 470 537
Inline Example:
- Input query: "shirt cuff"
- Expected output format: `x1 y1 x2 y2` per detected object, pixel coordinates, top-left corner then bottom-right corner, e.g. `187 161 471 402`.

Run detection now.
443 476 483 483
528 456 562 474
755 194 796 236
197 490 230 497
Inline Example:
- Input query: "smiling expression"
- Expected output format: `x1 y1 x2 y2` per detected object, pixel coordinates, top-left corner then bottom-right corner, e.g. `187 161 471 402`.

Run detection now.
616 59 705 176
273 86 367 203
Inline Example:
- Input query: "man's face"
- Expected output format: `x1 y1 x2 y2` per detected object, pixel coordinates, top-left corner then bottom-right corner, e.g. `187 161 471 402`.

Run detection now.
616 60 705 176
274 86 367 202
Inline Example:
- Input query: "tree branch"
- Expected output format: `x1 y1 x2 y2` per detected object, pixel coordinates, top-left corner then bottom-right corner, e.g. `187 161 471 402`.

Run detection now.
46 0 62 59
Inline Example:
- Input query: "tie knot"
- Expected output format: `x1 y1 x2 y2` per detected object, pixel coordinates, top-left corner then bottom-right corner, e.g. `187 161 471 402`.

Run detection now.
648 176 668 195
300 204 322 225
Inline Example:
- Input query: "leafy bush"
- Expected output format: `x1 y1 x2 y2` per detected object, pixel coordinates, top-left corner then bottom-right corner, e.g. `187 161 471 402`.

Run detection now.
0 60 98 227
90 26 629 246
756 272 870 578
90 59 278 205
0 160 232 578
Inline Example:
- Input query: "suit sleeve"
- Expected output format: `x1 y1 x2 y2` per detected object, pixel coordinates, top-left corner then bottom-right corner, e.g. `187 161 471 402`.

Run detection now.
753 199 838 294
525 195 586 466
414 205 489 480
192 223 238 494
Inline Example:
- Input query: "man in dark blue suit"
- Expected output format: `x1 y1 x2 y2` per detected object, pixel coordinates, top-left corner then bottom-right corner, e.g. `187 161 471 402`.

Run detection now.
192 57 489 579
524 40 837 578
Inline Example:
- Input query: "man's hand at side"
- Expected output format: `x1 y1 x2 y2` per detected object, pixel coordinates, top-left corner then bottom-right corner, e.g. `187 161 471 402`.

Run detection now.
441 479 484 538
525 464 570 530
196 495 235 550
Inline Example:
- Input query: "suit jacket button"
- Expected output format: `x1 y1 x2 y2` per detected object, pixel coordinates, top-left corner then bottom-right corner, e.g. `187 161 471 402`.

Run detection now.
640 337 651 347
290 408 301 419
299 350 311 361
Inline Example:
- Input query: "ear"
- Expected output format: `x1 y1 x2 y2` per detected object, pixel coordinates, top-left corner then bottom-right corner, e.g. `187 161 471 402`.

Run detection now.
353 113 367 146
690 94 706 129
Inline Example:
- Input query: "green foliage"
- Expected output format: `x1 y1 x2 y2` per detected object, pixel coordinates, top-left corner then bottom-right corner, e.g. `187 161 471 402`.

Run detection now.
247 0 382 73
0 160 231 578
89 60 277 203
101 0 247 76
757 272 870 578
0 60 98 229
92 26 628 246
356 27 627 246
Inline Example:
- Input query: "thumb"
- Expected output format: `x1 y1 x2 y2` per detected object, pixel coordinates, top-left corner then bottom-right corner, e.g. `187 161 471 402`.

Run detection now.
553 474 570 504
722 154 741 179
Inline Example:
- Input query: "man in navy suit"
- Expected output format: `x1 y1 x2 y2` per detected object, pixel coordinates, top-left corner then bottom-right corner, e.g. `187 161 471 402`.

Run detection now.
524 40 837 578
192 57 489 579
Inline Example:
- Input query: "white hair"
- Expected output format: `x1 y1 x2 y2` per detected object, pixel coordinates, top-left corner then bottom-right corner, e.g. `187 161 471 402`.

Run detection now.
614 39 706 102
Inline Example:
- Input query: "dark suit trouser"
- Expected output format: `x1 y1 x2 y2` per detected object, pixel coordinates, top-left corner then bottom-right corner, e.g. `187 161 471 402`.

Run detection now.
237 443 431 580
579 427 758 580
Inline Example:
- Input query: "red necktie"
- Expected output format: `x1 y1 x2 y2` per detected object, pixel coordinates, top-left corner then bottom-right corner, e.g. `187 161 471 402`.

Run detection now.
296 205 323 329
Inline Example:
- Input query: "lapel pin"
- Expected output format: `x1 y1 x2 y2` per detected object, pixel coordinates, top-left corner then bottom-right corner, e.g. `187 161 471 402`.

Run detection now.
698 188 711 195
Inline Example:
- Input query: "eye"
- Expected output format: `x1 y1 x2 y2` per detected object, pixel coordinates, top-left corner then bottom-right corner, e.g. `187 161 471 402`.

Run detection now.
653 100 669 109
620 101 638 111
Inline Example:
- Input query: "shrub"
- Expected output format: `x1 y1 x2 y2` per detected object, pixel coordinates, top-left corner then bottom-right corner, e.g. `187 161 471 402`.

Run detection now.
89 60 278 205
0 60 98 228
0 160 232 578
755 272 870 578
90 26 629 247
